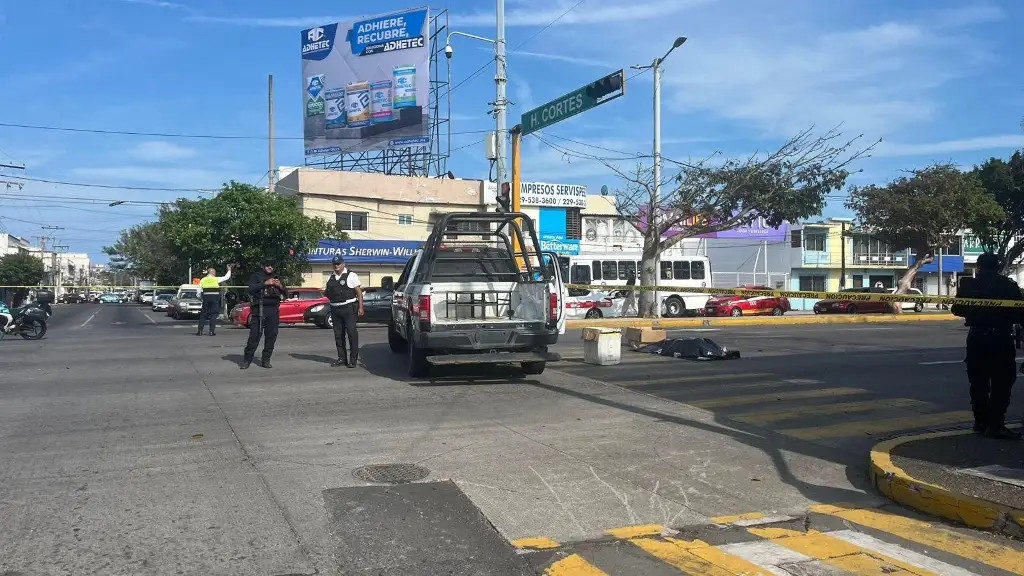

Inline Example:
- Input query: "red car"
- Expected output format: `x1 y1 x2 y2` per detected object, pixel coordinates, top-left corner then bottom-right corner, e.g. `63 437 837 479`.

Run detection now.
230 288 328 327
704 286 790 317
813 287 891 314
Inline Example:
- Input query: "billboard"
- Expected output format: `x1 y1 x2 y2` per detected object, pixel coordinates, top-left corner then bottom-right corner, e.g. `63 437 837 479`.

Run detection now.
483 181 589 208
302 7 431 157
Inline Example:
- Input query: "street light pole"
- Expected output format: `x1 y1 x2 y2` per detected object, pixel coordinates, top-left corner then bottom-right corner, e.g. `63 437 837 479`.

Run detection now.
495 0 508 197
632 36 687 317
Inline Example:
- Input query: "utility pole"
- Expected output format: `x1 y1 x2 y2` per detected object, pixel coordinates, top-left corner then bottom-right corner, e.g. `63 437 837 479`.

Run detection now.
632 37 686 317
0 160 25 190
494 0 508 197
268 74 276 194
840 221 847 288
39 225 63 290
53 245 69 296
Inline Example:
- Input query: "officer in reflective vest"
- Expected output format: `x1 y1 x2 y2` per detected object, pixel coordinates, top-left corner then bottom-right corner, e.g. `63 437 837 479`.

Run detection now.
323 255 364 368
197 264 232 336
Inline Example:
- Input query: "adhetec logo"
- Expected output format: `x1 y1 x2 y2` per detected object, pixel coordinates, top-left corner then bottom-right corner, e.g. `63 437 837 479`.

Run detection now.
302 25 332 55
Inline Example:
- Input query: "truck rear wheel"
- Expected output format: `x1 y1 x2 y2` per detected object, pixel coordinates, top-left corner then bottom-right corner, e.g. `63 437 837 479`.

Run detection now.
407 338 429 378
521 361 546 375
388 320 407 353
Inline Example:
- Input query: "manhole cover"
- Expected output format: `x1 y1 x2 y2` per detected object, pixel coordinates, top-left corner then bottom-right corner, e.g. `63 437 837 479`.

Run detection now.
353 464 430 484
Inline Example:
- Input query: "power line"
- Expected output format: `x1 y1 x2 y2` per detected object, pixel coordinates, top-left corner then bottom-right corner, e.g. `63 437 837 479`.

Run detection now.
10 175 217 193
0 121 493 140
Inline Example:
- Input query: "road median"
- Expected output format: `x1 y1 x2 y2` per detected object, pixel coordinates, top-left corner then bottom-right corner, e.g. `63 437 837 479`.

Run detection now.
870 429 1024 538
567 313 957 329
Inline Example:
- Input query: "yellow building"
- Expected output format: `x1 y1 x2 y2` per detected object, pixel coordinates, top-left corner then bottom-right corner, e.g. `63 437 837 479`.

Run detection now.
276 168 487 288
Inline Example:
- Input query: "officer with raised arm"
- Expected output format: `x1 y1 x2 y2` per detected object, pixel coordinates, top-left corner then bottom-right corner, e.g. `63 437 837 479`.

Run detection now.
241 259 287 370
951 252 1022 440
324 255 364 368
196 264 232 336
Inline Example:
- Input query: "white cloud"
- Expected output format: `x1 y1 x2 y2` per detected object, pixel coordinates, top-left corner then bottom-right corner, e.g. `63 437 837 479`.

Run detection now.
129 141 197 162
114 0 190 10
873 135 1024 158
185 14 358 27
454 0 714 27
509 49 612 69
70 166 231 190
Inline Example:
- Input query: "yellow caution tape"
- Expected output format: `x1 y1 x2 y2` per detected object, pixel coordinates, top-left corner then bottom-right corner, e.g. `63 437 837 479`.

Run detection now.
565 284 1024 309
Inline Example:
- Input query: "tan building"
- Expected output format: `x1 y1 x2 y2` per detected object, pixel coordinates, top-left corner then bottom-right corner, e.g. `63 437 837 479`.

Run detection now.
276 168 487 288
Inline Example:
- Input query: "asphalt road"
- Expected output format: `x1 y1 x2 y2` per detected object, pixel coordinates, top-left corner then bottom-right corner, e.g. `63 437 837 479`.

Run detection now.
1 304 1021 575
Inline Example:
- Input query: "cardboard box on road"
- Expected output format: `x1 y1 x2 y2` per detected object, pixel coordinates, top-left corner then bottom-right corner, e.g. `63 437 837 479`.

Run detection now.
625 327 666 348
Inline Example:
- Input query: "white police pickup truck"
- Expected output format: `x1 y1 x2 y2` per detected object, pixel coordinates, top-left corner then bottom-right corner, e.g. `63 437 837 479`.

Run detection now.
387 212 568 378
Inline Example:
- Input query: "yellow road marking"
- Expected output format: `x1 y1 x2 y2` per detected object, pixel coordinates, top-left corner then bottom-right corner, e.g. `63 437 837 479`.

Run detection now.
630 537 768 575
513 536 560 549
604 524 664 539
734 397 932 424
782 410 974 440
544 553 609 576
711 512 763 525
747 526 936 575
811 504 1024 574
690 387 866 409
614 372 776 386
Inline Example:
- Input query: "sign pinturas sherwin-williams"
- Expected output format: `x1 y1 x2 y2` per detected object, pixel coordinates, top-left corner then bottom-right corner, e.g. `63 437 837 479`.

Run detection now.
519 182 588 209
301 7 430 156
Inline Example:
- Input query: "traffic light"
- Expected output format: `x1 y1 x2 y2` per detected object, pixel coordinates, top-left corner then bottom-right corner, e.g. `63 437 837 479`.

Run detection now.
496 182 511 212
584 70 624 100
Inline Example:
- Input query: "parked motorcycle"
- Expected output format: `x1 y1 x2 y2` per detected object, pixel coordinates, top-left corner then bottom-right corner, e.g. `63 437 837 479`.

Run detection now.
2 304 48 340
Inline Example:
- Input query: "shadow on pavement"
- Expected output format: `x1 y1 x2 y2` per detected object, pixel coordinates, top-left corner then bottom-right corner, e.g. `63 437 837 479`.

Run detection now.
526 379 876 507
290 352 335 364
359 343 534 387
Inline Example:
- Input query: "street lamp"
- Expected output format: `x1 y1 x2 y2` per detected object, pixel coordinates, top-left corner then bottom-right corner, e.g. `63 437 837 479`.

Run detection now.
444 25 508 200
631 36 687 317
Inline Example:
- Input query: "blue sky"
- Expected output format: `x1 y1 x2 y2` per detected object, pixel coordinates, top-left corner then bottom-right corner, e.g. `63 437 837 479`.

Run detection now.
0 0 1021 262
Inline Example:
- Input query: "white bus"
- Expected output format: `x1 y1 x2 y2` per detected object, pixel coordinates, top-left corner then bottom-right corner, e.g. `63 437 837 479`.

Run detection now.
556 251 713 317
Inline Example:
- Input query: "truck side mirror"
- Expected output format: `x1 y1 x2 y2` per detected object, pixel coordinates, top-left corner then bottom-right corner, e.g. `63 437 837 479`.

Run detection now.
381 276 394 290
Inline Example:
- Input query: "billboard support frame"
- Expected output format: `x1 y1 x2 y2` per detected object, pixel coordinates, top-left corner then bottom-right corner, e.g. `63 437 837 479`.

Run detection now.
304 8 450 178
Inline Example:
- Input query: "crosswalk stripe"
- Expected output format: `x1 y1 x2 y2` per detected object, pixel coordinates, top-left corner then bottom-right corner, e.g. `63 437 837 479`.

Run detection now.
613 372 776 386
629 537 768 575
690 387 866 409
810 504 1024 574
828 529 978 576
715 540 828 576
733 398 933 424
781 410 974 439
747 526 940 575
544 553 609 575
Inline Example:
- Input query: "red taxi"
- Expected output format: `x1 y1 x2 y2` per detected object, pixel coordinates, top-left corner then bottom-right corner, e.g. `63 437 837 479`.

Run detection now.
703 286 790 317
230 288 328 327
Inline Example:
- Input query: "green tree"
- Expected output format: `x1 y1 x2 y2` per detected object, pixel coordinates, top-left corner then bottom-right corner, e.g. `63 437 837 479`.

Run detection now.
610 127 872 317
846 163 1004 294
0 252 46 304
968 151 1024 274
103 214 184 286
159 181 346 284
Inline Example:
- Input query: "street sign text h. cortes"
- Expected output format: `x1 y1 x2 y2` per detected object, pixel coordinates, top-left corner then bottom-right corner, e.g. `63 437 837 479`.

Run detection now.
520 70 625 136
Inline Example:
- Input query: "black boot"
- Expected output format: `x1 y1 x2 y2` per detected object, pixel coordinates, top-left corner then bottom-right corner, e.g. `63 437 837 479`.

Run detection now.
984 426 1022 440
261 358 273 369
196 327 204 336
346 356 357 368
331 358 346 367
240 360 251 369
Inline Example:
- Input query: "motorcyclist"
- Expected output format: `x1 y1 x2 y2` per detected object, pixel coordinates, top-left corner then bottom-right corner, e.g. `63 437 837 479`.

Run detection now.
0 300 12 333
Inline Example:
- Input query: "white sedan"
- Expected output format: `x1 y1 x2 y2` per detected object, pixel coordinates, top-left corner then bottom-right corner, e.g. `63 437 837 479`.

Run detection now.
564 289 632 320
889 287 926 312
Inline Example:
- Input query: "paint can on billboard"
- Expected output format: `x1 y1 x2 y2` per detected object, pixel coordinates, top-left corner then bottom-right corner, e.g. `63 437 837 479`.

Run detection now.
325 88 346 128
370 80 393 123
392 66 416 109
345 81 371 126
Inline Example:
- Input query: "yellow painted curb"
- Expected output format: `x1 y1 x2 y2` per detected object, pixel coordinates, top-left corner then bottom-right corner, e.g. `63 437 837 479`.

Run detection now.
869 429 1024 538
567 313 957 329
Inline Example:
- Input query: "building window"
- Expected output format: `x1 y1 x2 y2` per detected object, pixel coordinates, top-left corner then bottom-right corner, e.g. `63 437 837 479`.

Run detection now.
336 211 368 231
852 274 863 288
804 232 826 252
398 214 413 226
912 277 925 291
565 209 582 240
799 275 826 292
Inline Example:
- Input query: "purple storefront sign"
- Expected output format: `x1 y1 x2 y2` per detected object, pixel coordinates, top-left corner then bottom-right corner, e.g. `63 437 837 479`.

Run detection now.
639 209 790 241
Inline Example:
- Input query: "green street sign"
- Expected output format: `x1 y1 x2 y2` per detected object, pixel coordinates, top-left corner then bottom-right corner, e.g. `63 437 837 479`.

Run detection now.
521 70 625 136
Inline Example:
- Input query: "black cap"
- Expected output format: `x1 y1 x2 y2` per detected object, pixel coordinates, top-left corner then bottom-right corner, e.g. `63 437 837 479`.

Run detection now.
332 255 345 265
978 252 1000 271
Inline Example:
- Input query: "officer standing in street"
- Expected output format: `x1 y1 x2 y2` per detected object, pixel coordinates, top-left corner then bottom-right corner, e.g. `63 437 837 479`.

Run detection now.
241 259 288 370
951 252 1022 440
196 264 232 336
324 255 364 368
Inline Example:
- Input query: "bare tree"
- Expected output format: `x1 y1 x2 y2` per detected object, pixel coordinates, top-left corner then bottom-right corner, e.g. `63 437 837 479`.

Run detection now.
604 126 875 317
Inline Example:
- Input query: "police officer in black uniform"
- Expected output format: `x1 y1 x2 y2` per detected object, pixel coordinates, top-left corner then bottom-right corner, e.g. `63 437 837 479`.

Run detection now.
241 259 288 370
324 255 364 368
951 252 1022 440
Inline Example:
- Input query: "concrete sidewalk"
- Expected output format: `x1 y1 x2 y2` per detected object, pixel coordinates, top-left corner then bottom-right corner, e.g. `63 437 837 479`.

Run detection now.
870 428 1024 538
